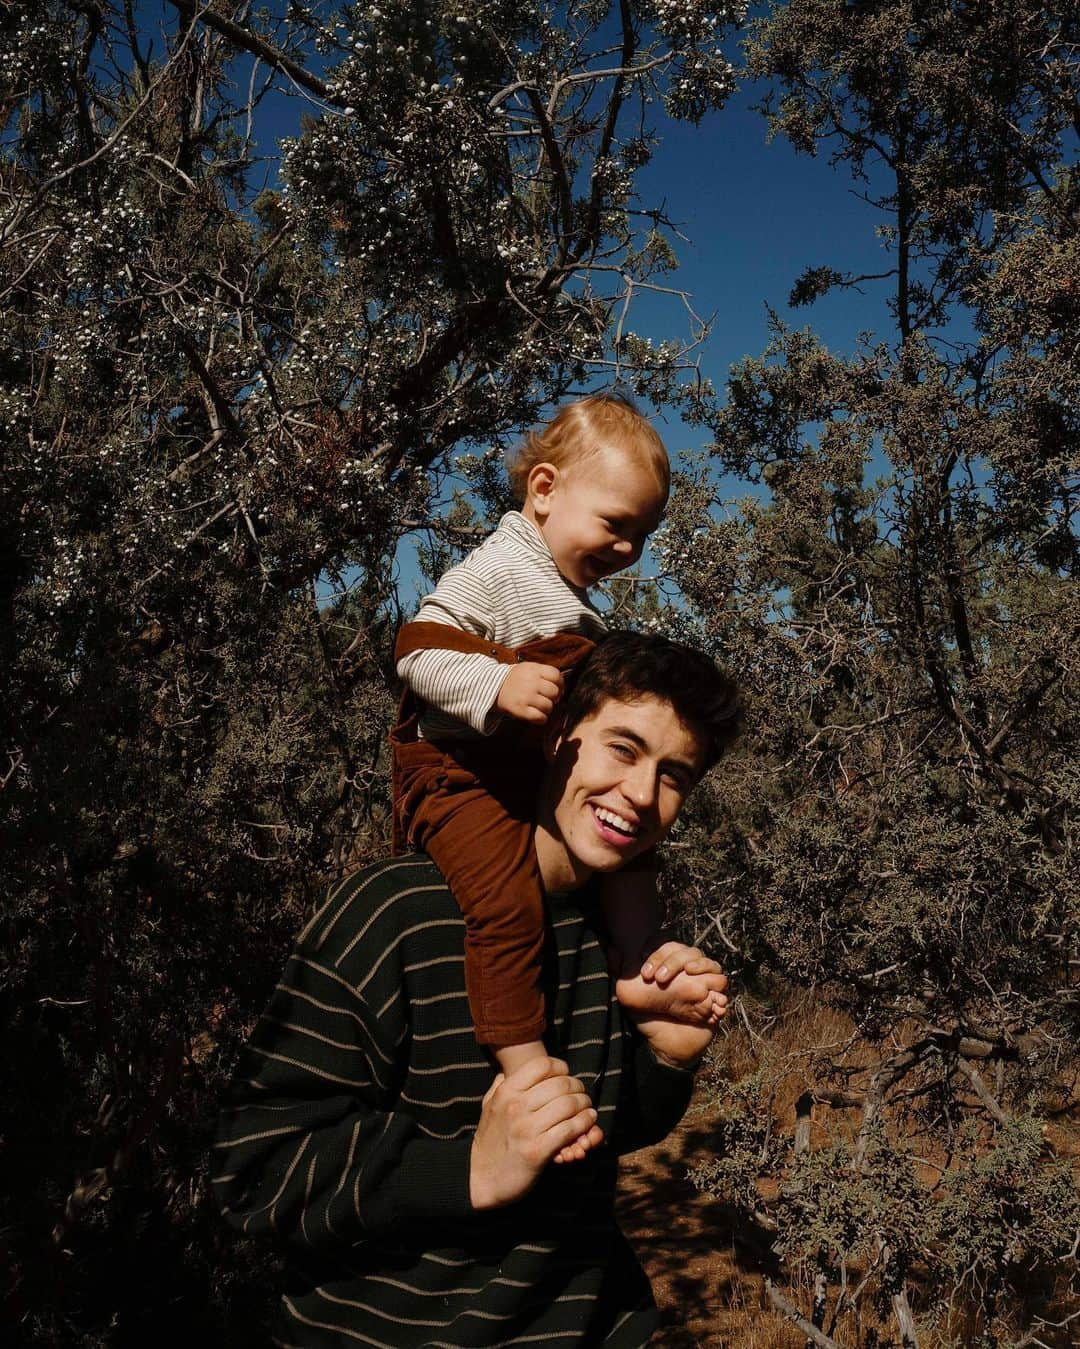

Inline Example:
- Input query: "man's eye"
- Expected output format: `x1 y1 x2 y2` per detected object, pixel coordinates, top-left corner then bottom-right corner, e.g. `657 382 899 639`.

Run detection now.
662 770 689 791
610 743 634 759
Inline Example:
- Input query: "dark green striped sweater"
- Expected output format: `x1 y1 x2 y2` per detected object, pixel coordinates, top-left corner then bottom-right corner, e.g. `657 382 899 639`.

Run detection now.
213 854 695 1347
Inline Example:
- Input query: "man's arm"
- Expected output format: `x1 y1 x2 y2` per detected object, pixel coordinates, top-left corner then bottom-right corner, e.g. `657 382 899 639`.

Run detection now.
212 945 602 1247
607 944 726 1156
211 948 474 1252
607 1037 700 1156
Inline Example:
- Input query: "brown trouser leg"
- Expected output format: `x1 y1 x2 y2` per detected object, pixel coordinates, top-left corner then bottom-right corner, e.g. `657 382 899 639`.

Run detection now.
393 730 547 1045
390 624 598 1046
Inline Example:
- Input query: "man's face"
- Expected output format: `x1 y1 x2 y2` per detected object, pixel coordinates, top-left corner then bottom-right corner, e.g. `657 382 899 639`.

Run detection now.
541 694 705 886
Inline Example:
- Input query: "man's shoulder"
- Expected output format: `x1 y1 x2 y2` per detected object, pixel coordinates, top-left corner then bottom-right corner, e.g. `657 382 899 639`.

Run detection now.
297 854 459 974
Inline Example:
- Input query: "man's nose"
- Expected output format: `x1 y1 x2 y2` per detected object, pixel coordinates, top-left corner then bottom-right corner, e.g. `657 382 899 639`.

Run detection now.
611 538 634 556
622 762 657 810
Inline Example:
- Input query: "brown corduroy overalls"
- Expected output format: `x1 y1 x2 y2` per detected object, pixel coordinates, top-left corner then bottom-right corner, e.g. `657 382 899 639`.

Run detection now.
391 621 596 1046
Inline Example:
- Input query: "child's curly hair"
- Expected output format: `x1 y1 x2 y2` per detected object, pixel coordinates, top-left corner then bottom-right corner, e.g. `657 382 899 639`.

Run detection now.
507 392 669 504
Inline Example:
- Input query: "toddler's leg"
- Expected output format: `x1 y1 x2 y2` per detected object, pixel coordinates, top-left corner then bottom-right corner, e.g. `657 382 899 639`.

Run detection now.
406 756 601 1161
600 859 664 982
414 777 547 1045
494 1041 548 1074
603 867 727 1026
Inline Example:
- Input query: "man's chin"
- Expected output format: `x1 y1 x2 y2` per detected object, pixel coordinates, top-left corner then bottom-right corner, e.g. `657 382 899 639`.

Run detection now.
586 840 651 873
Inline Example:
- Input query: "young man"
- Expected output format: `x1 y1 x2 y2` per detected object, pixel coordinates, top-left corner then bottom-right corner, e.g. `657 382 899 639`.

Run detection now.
213 632 740 1348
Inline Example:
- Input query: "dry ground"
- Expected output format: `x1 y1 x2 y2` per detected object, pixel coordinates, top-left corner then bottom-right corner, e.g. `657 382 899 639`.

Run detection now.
616 1006 1080 1349
614 1000 857 1347
618 1116 803 1349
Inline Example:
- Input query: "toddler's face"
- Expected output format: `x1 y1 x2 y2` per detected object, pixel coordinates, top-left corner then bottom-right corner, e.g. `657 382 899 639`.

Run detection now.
530 443 667 589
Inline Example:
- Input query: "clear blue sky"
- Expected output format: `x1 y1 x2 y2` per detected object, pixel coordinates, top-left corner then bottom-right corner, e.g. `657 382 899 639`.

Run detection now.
629 78 892 455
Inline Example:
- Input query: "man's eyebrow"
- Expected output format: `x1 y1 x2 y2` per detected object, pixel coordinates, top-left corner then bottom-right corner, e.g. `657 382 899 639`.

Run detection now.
604 723 647 747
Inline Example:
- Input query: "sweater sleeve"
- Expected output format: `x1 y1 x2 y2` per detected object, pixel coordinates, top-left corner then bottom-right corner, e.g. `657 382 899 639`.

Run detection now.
211 944 474 1253
396 569 510 734
608 1033 697 1157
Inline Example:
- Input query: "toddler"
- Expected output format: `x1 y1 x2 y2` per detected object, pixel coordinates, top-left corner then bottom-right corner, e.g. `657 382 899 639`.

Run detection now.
392 393 724 1153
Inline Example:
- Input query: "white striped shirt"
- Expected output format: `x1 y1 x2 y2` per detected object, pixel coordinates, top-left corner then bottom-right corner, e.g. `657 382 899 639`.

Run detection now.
398 512 607 738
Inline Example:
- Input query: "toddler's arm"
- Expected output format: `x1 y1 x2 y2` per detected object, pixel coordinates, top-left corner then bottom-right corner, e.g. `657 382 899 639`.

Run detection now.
399 568 569 730
397 574 509 733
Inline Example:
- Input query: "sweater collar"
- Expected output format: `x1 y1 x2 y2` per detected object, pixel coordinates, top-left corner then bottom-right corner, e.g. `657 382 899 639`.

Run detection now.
498 510 551 559
498 511 592 597
496 510 584 586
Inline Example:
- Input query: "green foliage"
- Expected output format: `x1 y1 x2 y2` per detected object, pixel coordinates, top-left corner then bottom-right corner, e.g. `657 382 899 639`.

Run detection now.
690 1069 790 1216
1 1 743 1341
774 1133 927 1274
934 1118 1080 1300
652 1 1080 1343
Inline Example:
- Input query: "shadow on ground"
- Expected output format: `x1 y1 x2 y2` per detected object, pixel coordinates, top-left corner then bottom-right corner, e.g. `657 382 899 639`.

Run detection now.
616 1120 795 1349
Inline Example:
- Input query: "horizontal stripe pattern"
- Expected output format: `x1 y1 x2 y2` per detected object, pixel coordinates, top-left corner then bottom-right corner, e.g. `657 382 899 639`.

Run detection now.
397 512 607 737
214 854 693 1347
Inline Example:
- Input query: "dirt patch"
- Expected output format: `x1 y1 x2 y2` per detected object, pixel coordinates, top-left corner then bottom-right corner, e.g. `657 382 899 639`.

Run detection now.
617 1118 801 1349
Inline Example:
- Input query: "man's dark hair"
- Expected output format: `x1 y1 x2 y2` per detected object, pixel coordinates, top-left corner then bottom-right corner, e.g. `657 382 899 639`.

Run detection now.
562 630 740 773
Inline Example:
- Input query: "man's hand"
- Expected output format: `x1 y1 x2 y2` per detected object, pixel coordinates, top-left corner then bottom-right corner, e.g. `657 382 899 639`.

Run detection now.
469 1057 602 1210
495 662 564 724
621 942 729 1070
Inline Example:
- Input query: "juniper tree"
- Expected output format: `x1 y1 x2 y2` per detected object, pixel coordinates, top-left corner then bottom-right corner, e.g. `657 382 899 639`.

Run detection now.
0 1 744 1341
664 3 1080 1344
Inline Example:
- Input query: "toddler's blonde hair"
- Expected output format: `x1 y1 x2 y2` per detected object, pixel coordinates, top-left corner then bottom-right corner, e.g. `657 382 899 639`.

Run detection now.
507 392 669 505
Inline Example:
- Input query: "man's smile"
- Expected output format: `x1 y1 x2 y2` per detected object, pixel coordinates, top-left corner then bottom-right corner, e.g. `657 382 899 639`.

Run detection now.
591 803 643 844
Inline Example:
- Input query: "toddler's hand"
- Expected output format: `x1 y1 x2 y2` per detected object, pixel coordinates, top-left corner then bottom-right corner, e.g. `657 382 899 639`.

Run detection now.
496 662 564 724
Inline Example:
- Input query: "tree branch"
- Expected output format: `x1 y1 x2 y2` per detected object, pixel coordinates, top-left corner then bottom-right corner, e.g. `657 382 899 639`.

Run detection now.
765 1280 842 1349
165 0 344 108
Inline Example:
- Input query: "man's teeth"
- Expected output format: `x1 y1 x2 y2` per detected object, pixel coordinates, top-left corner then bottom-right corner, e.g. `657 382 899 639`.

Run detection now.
594 806 639 837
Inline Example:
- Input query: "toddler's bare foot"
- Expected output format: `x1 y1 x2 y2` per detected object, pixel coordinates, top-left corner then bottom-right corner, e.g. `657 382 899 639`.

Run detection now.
616 941 729 1027
552 1120 604 1165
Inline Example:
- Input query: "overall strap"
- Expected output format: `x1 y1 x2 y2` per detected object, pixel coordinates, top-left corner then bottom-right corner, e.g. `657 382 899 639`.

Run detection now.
394 621 518 667
394 621 597 674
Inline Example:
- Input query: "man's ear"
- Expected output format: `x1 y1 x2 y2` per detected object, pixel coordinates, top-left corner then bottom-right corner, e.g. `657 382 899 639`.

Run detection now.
542 709 567 764
525 462 558 520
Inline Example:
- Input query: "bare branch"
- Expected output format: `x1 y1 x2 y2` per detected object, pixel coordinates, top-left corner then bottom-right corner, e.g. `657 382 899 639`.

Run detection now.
765 1280 842 1349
